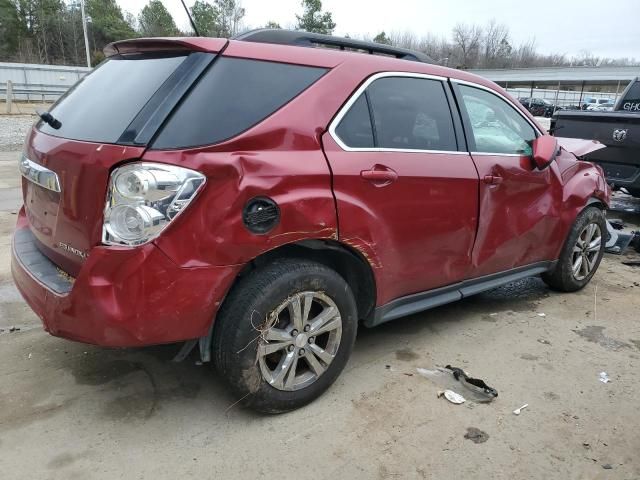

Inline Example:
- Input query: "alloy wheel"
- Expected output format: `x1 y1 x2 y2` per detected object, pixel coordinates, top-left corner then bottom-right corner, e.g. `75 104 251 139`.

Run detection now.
571 222 602 281
257 291 342 391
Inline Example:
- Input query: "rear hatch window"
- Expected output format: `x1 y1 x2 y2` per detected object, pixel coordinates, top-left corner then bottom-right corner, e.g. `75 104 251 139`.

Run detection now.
38 54 187 143
38 54 327 148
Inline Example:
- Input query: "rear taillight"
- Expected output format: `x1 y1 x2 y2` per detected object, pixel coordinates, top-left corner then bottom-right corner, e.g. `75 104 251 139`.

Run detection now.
103 162 205 246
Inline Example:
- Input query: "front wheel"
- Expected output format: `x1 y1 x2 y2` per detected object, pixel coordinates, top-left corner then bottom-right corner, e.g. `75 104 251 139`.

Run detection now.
542 206 606 292
212 259 358 413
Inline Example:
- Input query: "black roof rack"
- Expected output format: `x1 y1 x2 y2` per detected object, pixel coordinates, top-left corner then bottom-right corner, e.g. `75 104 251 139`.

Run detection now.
233 29 433 64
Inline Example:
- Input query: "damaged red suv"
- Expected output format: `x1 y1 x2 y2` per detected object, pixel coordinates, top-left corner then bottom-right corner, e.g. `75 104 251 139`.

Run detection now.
12 30 609 413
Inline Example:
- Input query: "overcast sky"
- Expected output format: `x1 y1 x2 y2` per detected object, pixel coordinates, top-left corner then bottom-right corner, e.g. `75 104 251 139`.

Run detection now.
117 0 640 59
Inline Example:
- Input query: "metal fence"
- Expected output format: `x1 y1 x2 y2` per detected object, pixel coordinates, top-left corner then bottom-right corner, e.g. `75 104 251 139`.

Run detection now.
0 62 90 102
503 86 619 109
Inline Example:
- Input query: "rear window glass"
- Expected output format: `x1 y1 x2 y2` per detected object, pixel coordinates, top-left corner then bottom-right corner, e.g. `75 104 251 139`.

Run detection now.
367 77 457 151
38 55 187 143
152 57 327 149
335 94 374 148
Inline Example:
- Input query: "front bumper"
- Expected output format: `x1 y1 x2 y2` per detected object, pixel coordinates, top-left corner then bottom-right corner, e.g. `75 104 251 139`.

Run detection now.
11 208 241 347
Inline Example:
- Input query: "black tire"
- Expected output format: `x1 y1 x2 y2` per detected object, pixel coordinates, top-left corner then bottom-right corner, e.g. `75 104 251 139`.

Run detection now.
542 206 606 292
212 258 358 414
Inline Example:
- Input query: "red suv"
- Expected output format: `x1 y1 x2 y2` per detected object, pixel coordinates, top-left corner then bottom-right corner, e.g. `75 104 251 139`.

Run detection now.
12 30 610 413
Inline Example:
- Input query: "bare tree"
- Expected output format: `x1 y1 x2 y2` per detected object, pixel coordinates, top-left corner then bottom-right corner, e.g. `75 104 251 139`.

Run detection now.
451 23 482 68
573 50 600 67
482 19 509 68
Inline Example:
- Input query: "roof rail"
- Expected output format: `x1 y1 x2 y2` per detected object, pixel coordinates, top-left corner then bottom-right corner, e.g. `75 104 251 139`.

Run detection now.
233 29 433 64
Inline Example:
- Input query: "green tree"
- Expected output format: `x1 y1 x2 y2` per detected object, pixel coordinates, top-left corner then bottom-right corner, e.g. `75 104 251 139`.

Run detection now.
215 0 244 37
0 0 24 59
191 0 219 36
190 0 244 37
373 31 390 45
295 0 335 34
87 0 135 43
265 20 281 29
138 0 178 37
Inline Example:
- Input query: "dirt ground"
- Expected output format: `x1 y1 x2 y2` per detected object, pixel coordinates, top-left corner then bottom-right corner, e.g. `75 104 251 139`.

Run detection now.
1 142 640 479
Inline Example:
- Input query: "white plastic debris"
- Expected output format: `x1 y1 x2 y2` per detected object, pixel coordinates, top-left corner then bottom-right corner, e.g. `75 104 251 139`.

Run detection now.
599 372 610 383
513 404 528 415
437 389 466 404
537 313 546 317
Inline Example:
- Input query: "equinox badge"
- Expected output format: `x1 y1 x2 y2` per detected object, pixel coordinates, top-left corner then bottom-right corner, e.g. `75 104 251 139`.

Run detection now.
58 242 87 259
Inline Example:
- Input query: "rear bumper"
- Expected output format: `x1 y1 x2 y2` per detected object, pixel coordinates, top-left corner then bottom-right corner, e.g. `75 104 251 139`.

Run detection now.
11 208 241 347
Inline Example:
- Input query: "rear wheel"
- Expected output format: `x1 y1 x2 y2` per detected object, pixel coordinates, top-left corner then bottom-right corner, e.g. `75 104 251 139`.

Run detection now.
213 259 357 413
542 206 606 292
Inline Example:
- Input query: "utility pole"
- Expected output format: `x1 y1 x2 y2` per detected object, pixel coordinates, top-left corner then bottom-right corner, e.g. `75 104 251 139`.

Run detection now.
80 0 91 68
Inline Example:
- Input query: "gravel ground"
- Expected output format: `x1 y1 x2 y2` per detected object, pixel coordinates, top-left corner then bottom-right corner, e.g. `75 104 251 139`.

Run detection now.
0 115 36 152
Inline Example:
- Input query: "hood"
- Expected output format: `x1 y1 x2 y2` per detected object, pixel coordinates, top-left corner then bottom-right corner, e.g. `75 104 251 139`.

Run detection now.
555 137 606 158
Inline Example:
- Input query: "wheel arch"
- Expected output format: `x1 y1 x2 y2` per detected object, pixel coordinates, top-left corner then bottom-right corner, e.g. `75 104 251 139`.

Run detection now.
233 239 377 322
586 197 607 210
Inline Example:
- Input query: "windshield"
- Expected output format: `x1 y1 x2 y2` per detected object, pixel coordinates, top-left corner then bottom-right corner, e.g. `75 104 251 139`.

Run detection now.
38 54 187 143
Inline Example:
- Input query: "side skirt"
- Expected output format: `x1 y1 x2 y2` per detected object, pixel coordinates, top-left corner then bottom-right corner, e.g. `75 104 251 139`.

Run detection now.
366 260 557 328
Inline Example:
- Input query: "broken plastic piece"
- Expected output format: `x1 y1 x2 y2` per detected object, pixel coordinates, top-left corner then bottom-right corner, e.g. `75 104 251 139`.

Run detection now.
608 218 624 230
513 404 528 415
599 372 610 383
537 313 546 317
437 389 465 404
445 365 499 400
605 219 635 254
417 366 498 403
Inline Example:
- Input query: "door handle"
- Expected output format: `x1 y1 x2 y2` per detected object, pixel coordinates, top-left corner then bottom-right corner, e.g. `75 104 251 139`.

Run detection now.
361 166 398 184
483 175 503 185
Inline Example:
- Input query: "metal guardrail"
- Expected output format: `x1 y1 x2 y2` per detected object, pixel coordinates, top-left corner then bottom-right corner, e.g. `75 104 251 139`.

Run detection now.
1 80 69 112
1 82 68 100
0 62 89 107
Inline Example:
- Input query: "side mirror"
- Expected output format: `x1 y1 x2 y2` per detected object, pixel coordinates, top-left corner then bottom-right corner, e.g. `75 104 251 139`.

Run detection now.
531 135 558 170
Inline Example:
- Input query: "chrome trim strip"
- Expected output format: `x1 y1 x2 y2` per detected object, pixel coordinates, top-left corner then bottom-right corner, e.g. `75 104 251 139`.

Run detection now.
470 152 527 157
19 155 61 193
450 78 544 136
327 71 460 154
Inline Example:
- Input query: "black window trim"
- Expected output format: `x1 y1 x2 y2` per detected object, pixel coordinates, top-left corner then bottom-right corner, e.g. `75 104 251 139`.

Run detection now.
118 51 217 146
328 71 468 155
450 78 543 157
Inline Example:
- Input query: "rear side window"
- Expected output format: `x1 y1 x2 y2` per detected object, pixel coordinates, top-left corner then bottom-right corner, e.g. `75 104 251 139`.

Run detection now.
334 76 457 151
152 58 327 149
334 95 374 148
369 77 457 151
38 55 187 143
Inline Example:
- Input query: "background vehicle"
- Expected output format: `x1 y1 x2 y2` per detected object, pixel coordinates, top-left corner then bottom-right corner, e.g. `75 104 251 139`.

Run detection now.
519 97 556 117
581 96 613 110
586 102 615 111
12 30 610 413
552 78 640 196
